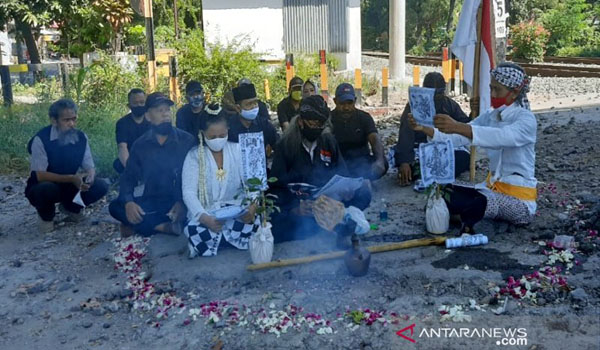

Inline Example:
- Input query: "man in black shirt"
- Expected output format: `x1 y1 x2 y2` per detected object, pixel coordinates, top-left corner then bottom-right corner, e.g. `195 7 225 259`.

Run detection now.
229 83 278 157
176 80 207 144
276 76 303 131
331 83 388 180
394 72 471 186
270 95 372 243
113 88 150 173
109 92 195 237
237 78 271 123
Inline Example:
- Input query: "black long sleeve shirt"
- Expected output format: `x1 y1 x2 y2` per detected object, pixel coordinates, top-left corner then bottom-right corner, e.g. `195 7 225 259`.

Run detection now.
119 128 195 203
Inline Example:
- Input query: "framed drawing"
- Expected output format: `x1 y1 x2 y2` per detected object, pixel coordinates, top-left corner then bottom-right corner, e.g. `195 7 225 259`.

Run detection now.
419 140 455 187
409 86 436 127
239 132 267 190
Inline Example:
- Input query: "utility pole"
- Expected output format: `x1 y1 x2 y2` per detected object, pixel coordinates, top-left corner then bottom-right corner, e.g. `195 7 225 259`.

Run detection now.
143 0 157 91
173 0 179 39
389 0 406 80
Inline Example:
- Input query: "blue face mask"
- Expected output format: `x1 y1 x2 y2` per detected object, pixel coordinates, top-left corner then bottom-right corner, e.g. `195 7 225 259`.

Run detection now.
240 107 259 121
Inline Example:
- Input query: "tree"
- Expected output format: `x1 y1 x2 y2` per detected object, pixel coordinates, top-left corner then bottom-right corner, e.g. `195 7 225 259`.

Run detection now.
93 0 133 52
542 0 593 54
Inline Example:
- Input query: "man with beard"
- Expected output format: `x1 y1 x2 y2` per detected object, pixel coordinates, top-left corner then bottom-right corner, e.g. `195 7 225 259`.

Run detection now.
176 81 207 144
109 92 195 237
25 99 109 233
228 83 278 157
113 88 150 173
330 83 388 180
270 95 372 244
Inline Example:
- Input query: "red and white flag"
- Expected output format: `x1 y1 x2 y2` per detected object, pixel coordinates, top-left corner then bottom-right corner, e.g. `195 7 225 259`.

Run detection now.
451 0 495 114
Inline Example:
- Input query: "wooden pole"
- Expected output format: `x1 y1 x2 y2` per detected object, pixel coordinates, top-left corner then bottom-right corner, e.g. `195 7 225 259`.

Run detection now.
354 68 362 105
412 66 420 86
144 0 157 91
469 3 484 183
247 236 447 271
382 67 389 106
319 50 328 99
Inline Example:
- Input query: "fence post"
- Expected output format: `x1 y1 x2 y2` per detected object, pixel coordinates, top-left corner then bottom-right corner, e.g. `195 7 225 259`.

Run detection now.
459 61 467 95
450 53 457 94
0 66 13 106
382 67 389 106
412 66 420 86
60 63 69 96
442 47 450 91
354 68 362 105
168 56 180 104
285 53 294 89
319 50 329 99
264 79 271 100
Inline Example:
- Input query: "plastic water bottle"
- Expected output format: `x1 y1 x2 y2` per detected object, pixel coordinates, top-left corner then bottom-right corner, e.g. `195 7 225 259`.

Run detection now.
379 198 388 222
445 234 489 249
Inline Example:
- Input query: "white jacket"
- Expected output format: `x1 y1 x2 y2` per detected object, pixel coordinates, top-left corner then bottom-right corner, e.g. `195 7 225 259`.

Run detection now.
432 104 537 214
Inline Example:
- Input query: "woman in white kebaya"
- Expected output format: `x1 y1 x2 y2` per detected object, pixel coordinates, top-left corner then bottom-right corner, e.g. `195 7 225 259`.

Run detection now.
409 62 537 234
182 104 258 257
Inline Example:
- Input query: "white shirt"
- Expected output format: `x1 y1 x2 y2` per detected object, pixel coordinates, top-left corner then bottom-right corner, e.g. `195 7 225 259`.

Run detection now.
302 140 317 162
182 142 245 221
432 104 538 214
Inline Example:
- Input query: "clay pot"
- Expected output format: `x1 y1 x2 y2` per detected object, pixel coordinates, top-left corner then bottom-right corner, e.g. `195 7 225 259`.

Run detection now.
344 234 371 277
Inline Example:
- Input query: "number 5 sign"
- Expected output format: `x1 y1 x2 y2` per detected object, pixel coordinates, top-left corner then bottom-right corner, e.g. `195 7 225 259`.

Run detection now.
493 0 509 39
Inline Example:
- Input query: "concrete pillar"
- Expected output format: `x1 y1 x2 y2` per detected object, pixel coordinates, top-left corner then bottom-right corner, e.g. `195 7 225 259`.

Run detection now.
389 0 406 80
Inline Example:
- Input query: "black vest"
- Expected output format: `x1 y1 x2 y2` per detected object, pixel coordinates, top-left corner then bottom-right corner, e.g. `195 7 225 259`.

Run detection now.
26 126 87 187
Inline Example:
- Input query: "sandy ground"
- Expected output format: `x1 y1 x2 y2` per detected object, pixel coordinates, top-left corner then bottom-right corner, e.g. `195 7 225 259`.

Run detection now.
1 103 599 350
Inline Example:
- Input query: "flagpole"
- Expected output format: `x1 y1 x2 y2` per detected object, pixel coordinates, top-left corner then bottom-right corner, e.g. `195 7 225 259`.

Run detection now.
469 2 483 183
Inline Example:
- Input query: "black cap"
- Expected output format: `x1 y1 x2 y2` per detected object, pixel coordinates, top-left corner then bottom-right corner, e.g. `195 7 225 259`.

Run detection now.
289 76 304 90
232 83 257 103
299 95 329 122
185 81 204 95
145 92 174 109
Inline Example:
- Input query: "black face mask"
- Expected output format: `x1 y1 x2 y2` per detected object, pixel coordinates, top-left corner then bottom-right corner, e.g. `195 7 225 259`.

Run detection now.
152 121 172 135
131 106 146 118
301 126 324 142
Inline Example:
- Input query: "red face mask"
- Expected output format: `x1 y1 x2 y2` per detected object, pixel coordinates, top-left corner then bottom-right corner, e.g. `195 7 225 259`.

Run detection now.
491 91 514 109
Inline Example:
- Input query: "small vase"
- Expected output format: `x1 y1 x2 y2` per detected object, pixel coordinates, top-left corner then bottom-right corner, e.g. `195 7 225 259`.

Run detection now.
344 234 371 277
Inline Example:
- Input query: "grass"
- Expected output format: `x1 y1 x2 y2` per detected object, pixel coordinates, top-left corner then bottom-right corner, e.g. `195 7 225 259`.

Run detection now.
0 102 127 179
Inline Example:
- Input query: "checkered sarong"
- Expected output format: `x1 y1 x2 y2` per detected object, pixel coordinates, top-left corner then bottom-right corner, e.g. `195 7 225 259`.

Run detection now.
184 217 260 257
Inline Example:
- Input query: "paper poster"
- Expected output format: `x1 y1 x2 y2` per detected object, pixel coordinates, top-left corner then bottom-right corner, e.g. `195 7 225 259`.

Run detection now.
419 140 455 187
409 86 437 127
239 132 267 190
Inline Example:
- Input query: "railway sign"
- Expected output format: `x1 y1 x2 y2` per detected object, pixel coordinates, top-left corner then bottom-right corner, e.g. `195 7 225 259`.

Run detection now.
493 0 509 39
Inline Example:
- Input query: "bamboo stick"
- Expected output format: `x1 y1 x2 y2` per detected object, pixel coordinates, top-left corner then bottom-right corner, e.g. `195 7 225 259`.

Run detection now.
247 236 447 271
469 3 484 183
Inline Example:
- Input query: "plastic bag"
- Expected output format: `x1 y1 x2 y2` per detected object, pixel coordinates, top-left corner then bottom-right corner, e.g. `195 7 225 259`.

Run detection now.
73 191 86 207
249 222 274 264
344 206 370 235
425 193 449 234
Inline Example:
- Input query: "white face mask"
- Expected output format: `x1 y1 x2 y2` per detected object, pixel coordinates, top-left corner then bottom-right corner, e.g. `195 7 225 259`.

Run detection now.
240 107 259 120
205 137 228 152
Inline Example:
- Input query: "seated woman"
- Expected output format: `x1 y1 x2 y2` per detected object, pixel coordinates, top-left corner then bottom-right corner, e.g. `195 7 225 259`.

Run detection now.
182 104 258 258
408 63 537 233
302 80 319 98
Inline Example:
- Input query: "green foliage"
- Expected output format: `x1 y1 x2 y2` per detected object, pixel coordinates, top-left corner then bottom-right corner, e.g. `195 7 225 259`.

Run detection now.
556 44 600 57
508 0 559 25
124 24 146 47
347 310 365 325
242 177 280 226
509 21 550 62
154 25 178 49
542 0 593 55
78 51 143 106
176 30 267 102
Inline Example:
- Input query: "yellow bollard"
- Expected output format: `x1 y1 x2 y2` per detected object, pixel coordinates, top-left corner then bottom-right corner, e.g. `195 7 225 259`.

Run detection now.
354 68 362 104
412 66 420 86
264 79 271 100
382 67 389 106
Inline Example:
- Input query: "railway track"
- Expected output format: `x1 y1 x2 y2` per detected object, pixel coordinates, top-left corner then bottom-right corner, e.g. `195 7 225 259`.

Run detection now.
363 51 600 78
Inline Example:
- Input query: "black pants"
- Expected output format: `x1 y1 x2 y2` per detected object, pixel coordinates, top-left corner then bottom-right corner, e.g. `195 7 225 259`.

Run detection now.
443 184 487 231
109 197 175 236
25 180 109 221
113 158 125 174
